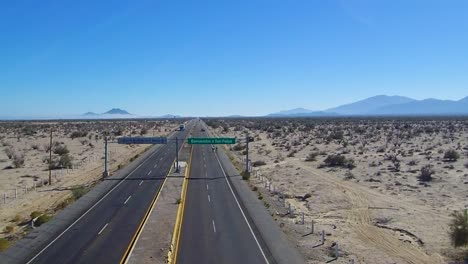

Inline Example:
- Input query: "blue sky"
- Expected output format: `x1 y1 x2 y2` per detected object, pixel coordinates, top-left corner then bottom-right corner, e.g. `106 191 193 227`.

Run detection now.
1 0 468 117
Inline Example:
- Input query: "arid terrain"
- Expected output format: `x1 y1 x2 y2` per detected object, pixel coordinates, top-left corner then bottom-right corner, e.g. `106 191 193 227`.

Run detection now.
0 119 181 247
205 117 468 264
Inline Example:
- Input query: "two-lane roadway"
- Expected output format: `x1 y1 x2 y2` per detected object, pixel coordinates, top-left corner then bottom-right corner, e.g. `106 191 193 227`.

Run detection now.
26 121 194 264
177 124 270 264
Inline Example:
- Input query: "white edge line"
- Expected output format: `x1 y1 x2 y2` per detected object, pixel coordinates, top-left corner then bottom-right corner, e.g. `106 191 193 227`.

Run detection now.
25 142 167 264
214 152 270 264
98 223 109 235
124 195 132 205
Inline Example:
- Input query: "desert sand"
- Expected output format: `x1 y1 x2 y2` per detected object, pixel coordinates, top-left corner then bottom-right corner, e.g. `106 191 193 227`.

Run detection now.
207 117 468 263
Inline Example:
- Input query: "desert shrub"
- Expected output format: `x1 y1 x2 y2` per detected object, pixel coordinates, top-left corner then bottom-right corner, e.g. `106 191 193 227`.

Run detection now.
12 153 25 168
287 150 297 157
344 171 355 180
3 225 14 234
465 162 468 169
71 186 87 200
31 143 40 150
175 198 182 204
323 155 355 169
58 154 73 169
419 165 434 182
30 211 42 219
4 147 15 159
35 214 52 226
70 131 88 139
407 160 418 166
305 152 318 162
43 143 51 152
302 193 312 201
241 171 250 181
449 209 468 248
252 161 266 167
13 214 22 223
233 144 246 151
444 149 460 162
140 128 148 135
0 238 10 252
252 186 258 191
53 145 69 156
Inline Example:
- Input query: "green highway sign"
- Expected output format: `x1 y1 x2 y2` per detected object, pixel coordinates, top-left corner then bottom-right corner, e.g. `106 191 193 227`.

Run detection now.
188 137 236 144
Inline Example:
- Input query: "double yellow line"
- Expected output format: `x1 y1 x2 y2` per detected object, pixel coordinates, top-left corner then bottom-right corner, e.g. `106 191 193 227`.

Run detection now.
167 144 193 264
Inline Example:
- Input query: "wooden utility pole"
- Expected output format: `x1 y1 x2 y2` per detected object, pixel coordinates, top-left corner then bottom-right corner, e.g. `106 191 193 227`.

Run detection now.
49 127 53 185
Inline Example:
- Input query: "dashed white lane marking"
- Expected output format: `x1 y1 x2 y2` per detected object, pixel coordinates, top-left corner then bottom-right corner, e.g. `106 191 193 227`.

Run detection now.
139 180 144 186
206 184 209 190
208 195 211 203
98 223 109 235
154 164 157 168
124 195 132 205
147 170 152 176
212 220 216 233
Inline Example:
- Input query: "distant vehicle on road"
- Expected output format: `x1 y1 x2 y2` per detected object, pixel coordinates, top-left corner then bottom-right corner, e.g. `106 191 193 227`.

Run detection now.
179 124 185 131
201 128 205 132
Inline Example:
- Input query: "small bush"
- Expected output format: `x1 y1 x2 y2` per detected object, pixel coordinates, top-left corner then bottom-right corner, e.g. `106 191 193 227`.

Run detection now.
302 193 312 201
53 145 69 156
323 155 355 169
419 165 434 182
449 209 468 248
13 214 22 223
3 225 14 234
70 131 88 139
175 198 182 204
35 215 52 226
233 144 246 151
30 211 42 219
444 149 460 162
31 144 40 150
465 162 468 169
59 154 73 169
0 238 10 252
252 186 258 191
241 171 250 181
4 147 15 159
252 161 266 167
287 150 297 157
12 153 25 168
305 152 318 162
71 186 87 200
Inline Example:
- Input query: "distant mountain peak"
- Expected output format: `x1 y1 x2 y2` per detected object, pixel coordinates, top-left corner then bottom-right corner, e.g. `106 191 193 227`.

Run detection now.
103 108 131 115
83 112 98 116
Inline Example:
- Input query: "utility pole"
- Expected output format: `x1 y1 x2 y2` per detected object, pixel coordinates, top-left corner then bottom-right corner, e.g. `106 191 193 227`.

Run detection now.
49 127 53 185
175 137 179 172
103 137 109 178
245 132 249 175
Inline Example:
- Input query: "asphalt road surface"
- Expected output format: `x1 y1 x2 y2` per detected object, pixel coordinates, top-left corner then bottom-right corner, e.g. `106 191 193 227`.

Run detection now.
26 121 194 264
177 125 270 264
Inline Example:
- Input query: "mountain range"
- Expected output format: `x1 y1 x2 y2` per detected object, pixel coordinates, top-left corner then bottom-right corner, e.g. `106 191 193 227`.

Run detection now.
267 95 468 117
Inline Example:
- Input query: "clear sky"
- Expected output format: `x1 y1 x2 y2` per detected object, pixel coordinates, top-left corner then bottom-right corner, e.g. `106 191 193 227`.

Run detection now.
1 0 468 117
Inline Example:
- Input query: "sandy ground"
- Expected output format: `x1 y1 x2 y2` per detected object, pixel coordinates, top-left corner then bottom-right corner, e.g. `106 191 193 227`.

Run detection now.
0 120 180 241
207 118 468 264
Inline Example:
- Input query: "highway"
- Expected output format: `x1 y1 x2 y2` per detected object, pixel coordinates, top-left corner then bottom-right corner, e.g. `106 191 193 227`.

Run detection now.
25 121 194 264
176 125 270 264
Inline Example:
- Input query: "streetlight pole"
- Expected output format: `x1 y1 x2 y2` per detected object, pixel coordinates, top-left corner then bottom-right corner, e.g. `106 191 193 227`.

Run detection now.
49 127 53 185
103 137 109 178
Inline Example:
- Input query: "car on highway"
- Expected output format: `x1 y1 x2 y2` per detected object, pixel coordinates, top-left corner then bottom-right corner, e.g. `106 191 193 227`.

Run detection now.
201 128 205 132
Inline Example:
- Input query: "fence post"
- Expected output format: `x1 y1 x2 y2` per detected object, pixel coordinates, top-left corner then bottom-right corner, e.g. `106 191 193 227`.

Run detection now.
15 188 17 199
